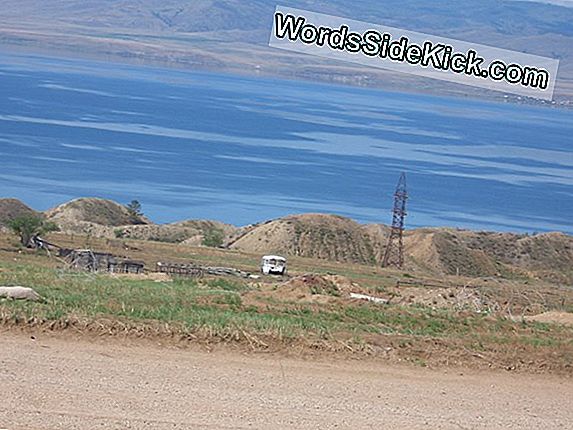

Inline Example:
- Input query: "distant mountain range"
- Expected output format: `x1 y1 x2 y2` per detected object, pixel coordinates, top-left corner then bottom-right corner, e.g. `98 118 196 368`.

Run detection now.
1 0 572 102
1 197 571 284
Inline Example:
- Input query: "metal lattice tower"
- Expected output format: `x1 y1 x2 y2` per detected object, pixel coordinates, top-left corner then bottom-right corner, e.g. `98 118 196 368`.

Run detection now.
381 172 408 268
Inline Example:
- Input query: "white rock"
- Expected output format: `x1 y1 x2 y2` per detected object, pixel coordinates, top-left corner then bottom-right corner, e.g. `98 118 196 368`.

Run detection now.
0 286 42 301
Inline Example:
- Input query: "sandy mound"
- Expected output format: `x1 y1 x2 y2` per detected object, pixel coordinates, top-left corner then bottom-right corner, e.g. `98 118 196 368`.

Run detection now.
173 220 237 246
255 274 367 304
391 286 496 313
51 222 236 246
229 214 378 265
458 231 573 274
525 311 573 327
0 198 40 227
361 223 391 262
112 220 237 246
228 214 572 284
401 228 573 283
4 196 568 283
47 198 150 227
44 199 237 246
172 220 236 236
113 224 202 243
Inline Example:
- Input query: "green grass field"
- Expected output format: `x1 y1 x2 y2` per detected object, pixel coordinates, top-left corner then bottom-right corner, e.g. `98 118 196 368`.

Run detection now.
1 259 572 373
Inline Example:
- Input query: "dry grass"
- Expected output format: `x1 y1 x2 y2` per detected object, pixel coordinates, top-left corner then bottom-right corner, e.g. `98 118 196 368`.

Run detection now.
1 232 572 374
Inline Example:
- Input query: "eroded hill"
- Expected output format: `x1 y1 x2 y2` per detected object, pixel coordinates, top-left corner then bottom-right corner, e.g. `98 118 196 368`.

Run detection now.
46 198 150 227
0 198 40 227
405 229 573 284
229 215 573 283
2 197 571 283
228 214 379 264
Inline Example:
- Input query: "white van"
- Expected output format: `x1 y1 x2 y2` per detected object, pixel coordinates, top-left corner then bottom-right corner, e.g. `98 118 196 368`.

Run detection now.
260 255 287 275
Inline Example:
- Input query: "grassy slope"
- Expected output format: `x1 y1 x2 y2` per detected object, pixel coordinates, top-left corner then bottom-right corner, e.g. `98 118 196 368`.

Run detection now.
0 232 572 373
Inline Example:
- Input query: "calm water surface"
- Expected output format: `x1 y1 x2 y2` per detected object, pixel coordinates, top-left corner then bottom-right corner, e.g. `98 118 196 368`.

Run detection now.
0 52 571 233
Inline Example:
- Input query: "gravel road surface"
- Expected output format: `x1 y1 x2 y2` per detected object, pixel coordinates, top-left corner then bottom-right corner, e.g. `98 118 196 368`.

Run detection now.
1 332 571 429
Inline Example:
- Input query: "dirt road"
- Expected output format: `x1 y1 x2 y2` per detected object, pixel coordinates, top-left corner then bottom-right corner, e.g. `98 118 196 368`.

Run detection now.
1 332 571 429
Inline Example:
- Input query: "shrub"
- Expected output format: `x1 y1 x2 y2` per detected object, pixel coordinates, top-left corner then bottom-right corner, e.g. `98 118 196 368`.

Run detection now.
202 228 224 248
8 215 59 247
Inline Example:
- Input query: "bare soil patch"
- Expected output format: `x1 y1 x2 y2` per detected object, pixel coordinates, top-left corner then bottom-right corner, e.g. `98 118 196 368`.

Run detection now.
1 331 572 430
525 311 573 327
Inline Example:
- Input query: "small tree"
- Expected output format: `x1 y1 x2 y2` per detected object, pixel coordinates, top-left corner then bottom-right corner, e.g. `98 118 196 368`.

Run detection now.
126 200 143 220
8 215 59 247
202 228 224 248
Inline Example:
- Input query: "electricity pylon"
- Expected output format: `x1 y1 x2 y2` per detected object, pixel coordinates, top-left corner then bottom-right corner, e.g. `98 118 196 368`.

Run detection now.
381 172 408 268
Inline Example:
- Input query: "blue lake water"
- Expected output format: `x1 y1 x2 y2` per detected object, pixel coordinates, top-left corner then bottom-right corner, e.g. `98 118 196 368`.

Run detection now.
0 52 571 233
